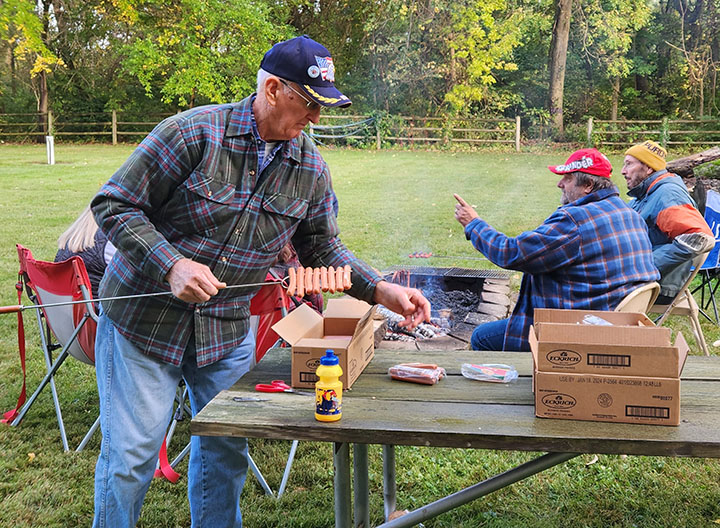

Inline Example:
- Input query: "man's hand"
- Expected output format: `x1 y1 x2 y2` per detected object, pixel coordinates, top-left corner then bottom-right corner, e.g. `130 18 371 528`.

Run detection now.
454 193 479 227
166 258 226 303
373 281 431 330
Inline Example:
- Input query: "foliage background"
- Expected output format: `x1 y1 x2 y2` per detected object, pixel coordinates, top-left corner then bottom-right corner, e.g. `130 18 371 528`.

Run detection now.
2 0 720 135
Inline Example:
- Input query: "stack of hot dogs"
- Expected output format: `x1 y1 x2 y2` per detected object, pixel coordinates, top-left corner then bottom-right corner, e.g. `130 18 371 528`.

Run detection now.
286 265 352 297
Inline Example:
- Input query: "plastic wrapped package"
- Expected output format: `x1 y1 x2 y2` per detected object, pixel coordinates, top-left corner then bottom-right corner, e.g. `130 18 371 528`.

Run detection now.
388 363 446 385
460 363 518 383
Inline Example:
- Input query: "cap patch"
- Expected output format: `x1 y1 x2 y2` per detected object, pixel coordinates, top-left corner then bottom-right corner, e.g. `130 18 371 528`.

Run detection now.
554 156 596 173
315 56 335 82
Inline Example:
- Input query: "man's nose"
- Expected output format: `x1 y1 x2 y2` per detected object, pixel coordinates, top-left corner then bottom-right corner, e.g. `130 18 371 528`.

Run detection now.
308 107 321 124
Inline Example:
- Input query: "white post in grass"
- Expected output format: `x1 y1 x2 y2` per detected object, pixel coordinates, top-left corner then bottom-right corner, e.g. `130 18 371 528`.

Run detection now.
45 135 55 165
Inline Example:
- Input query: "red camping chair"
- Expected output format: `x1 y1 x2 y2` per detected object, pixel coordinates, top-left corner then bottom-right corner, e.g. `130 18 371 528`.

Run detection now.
249 272 292 365
2 244 100 452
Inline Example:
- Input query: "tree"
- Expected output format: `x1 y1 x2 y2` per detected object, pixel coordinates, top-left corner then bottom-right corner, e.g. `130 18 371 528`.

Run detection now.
573 0 651 120
547 0 572 135
443 0 524 116
0 0 65 131
115 0 289 107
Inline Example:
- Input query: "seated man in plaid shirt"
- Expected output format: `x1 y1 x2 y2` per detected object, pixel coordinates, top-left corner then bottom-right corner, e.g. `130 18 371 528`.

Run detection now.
453 148 659 352
91 35 430 527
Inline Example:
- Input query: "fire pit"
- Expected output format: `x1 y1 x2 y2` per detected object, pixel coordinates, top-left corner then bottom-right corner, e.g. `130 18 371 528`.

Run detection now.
380 266 514 350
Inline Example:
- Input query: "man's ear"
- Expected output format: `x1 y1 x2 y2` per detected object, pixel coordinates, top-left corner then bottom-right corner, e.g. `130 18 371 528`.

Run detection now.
264 77 282 107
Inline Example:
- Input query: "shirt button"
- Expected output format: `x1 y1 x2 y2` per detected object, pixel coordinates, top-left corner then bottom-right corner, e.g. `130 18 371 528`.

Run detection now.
207 191 212 197
235 229 240 235
195 308 200 313
249 170 255 176
221 256 228 262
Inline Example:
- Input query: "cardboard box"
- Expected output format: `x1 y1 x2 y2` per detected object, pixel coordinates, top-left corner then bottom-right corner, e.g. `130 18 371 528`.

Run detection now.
531 309 688 377
530 309 689 426
534 370 681 425
272 298 376 389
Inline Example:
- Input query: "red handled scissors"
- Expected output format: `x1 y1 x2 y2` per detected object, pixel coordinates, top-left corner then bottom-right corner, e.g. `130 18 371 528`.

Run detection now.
254 380 313 395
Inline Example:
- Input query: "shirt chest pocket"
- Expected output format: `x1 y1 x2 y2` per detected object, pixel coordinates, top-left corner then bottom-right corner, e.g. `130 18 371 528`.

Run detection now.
251 193 309 253
161 172 237 236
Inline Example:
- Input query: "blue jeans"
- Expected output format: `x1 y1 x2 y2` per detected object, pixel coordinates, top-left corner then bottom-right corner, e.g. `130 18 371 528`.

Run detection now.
470 318 508 351
93 313 254 528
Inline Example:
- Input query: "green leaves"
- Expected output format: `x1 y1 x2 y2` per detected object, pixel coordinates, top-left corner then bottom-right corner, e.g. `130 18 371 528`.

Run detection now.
116 0 289 107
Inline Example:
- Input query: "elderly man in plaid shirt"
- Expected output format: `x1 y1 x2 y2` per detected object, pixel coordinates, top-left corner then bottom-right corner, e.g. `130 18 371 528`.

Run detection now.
454 148 659 352
90 35 430 528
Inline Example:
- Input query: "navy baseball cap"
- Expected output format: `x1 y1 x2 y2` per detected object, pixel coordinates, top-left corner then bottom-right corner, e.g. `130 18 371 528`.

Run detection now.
260 35 351 108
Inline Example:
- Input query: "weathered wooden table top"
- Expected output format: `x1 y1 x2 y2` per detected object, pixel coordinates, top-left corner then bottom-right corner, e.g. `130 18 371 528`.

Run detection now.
191 348 720 458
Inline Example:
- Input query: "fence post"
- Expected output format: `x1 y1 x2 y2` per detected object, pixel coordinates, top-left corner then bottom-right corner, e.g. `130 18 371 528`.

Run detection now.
45 135 55 165
661 117 669 148
112 110 117 145
515 116 521 152
375 118 381 149
47 110 53 135
587 117 593 147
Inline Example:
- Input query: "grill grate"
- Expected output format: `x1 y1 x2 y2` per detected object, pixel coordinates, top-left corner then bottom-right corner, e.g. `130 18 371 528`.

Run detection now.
384 266 511 280
444 267 511 280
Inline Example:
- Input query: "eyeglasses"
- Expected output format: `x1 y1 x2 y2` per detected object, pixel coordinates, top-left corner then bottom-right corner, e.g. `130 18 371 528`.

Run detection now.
279 79 321 112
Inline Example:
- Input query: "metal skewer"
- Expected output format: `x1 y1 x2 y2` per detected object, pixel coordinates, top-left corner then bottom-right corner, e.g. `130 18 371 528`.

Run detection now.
0 279 288 314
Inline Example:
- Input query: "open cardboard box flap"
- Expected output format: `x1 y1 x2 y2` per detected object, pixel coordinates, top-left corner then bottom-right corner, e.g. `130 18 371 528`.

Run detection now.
534 308 654 327
271 303 323 346
535 321 671 346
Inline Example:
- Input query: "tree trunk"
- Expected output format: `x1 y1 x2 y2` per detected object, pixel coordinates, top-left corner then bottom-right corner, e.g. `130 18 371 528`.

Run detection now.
548 0 572 137
666 146 720 177
37 70 49 136
698 75 705 118
611 76 620 121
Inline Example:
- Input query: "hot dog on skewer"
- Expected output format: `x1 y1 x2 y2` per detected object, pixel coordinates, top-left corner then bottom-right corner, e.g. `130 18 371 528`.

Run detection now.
321 267 329 292
343 265 352 290
295 266 305 298
286 267 297 297
327 266 336 293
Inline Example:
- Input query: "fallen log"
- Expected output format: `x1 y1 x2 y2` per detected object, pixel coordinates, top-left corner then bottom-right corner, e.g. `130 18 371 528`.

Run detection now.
667 146 720 177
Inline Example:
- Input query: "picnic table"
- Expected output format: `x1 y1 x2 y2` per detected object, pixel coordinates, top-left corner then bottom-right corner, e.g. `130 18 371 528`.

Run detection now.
191 347 720 528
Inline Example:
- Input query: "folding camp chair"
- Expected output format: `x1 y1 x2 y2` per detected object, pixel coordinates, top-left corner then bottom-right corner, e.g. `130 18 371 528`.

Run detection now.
158 277 301 497
649 250 713 356
614 282 660 314
690 189 720 324
2 244 100 452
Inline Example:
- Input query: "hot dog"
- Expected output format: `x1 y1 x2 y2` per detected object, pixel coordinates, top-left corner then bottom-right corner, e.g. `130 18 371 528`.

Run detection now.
287 267 297 297
305 266 313 294
336 266 345 292
313 267 321 294
321 266 329 292
295 266 305 298
343 265 352 290
327 266 336 293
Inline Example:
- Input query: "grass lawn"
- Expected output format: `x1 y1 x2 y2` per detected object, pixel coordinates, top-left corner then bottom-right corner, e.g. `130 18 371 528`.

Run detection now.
0 143 719 527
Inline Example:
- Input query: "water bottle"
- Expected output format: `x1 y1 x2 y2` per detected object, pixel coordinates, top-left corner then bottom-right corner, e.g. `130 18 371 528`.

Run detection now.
315 349 343 422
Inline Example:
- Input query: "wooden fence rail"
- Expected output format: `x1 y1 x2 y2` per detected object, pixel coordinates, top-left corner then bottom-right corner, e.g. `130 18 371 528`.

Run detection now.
0 111 522 151
588 117 720 148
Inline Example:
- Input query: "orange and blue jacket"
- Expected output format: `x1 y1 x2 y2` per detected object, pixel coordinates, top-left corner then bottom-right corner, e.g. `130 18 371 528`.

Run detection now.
628 170 715 298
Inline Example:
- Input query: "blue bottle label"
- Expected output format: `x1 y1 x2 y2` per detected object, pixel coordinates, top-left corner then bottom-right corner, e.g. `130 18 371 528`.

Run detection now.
316 388 341 415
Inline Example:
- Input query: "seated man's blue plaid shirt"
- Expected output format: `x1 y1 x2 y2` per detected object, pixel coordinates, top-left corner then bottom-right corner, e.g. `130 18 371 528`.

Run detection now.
92 95 381 366
464 187 660 351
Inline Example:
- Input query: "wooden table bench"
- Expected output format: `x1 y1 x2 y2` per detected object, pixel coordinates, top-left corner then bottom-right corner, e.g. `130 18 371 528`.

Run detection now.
191 348 720 528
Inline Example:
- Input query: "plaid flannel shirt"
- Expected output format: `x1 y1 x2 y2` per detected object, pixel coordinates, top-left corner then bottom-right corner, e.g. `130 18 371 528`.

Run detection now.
92 96 381 366
464 188 660 351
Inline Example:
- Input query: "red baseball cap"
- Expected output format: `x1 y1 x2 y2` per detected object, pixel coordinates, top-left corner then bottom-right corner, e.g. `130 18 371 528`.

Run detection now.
548 148 613 178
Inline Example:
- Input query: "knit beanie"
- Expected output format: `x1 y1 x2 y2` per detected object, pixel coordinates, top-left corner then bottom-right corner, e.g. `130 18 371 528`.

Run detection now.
624 141 667 171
